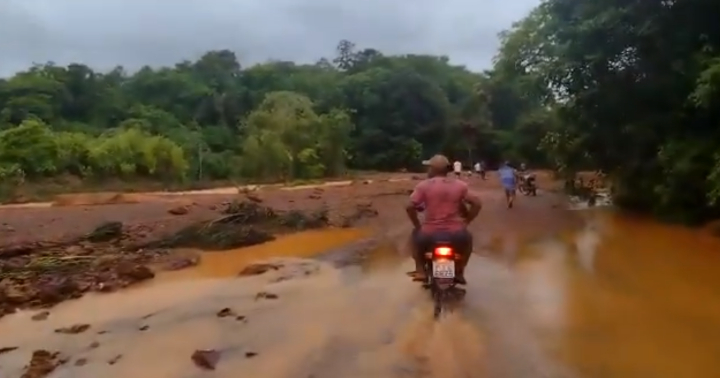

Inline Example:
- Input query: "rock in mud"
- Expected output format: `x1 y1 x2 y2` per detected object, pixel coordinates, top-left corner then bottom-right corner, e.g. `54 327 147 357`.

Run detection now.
74 358 88 366
88 342 100 349
55 324 90 334
31 311 50 321
160 255 199 271
238 262 281 276
255 292 278 300
116 263 155 282
0 346 18 355
85 221 123 242
21 350 61 378
191 349 220 370
107 354 122 365
245 351 258 358
216 308 236 317
168 206 189 215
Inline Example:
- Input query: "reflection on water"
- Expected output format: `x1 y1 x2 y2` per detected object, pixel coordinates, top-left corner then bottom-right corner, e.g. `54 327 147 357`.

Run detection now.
0 258 489 378
512 210 720 378
4 213 720 378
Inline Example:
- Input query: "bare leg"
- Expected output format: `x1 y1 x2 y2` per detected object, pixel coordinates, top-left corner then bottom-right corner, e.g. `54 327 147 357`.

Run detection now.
412 246 425 276
408 231 426 280
454 232 473 284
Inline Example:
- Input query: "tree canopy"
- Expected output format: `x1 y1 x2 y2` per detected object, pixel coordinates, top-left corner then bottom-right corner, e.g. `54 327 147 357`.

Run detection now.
3 0 720 224
490 0 720 223
0 42 536 187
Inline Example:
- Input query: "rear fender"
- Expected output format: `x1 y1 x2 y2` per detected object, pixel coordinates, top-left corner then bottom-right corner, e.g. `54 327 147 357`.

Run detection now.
434 278 454 290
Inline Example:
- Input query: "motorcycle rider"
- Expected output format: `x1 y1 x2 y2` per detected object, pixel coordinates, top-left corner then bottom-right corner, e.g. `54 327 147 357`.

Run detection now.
518 163 536 189
406 154 482 284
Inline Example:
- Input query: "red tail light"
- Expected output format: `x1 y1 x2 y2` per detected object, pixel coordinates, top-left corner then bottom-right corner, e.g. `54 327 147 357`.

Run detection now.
434 246 453 257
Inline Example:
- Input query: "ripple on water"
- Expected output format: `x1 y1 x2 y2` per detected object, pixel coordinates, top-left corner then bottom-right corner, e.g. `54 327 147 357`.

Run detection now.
0 255 495 378
7 210 718 378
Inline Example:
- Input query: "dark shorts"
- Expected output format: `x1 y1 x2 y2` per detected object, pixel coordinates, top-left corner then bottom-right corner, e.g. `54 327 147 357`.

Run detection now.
412 228 472 255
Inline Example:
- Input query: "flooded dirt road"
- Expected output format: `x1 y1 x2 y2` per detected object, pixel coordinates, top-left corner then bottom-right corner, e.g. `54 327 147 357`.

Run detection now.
2 174 720 378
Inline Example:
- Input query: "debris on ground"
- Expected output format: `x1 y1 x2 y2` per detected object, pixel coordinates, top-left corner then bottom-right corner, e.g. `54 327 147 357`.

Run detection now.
0 176 415 318
31 311 50 321
107 354 122 365
85 221 123 243
21 350 62 378
238 262 282 276
0 346 18 355
147 200 328 250
168 206 189 215
54 324 90 334
255 292 279 300
191 349 221 370
216 308 236 317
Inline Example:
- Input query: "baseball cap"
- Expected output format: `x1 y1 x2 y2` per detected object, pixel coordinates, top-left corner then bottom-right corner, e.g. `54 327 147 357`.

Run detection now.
423 154 450 169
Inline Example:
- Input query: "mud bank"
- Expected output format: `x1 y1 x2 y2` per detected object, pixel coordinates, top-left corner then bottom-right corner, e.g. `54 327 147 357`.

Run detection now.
0 198 380 320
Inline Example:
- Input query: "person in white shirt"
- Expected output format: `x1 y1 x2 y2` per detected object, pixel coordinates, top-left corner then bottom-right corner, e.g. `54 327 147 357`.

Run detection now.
453 160 462 178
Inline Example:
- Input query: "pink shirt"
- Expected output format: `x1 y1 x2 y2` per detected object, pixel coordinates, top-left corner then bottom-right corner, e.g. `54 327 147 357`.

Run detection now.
409 177 468 232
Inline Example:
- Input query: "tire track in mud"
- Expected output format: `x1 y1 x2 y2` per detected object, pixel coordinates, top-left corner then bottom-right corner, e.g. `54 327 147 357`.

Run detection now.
0 174 582 378
0 253 573 378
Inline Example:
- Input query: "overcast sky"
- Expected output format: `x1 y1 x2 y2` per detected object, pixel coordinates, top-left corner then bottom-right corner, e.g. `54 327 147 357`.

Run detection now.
0 0 539 76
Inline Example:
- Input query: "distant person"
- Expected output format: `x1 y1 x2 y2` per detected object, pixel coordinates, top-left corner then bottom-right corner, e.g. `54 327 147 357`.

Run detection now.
518 162 534 183
453 160 462 178
498 161 517 208
474 161 486 180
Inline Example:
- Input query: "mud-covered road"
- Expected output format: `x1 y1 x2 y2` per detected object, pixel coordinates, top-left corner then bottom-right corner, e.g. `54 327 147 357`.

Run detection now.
0 172 583 378
10 172 719 378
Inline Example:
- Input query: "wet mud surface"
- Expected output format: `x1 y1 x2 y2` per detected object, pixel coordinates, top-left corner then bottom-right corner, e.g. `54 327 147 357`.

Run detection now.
1 172 605 378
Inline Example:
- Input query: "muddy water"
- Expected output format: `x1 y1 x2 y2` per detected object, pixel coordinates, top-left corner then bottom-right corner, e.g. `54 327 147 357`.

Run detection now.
159 228 370 280
3 211 720 378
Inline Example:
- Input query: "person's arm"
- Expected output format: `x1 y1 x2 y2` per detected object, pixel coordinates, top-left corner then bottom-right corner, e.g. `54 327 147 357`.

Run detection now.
461 184 482 225
406 183 425 229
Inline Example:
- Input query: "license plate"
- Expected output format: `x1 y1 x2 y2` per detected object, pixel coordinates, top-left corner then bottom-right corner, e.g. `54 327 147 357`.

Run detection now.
432 260 455 278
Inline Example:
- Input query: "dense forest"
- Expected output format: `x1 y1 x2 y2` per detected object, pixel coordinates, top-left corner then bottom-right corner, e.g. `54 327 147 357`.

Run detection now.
2 0 720 224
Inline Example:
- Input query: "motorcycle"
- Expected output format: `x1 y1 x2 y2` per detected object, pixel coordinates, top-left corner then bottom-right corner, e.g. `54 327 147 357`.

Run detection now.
421 241 466 319
518 174 537 196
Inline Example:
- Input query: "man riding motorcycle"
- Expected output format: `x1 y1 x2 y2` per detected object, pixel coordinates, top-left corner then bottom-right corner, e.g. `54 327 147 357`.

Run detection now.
517 163 536 192
406 154 482 284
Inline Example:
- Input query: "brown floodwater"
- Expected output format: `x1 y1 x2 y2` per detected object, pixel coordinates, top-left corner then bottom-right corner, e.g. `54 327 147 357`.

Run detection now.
157 228 370 281
2 209 720 378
